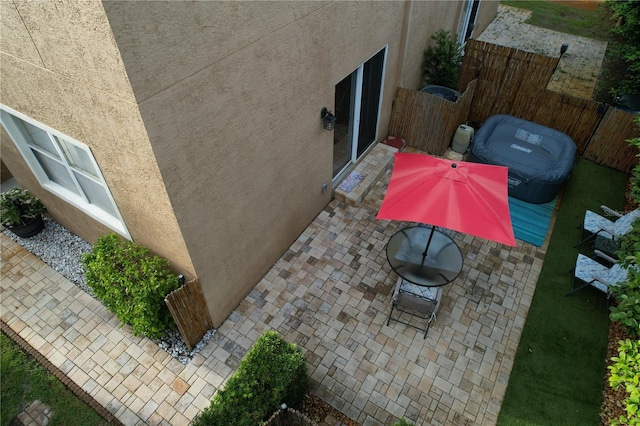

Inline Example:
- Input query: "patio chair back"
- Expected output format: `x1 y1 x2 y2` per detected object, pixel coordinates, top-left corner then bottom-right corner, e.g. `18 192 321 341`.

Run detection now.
387 277 442 339
569 252 629 296
612 209 640 236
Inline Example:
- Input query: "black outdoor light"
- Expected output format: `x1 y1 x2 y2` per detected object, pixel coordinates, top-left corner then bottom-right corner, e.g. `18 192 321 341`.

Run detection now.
321 107 337 131
560 43 569 57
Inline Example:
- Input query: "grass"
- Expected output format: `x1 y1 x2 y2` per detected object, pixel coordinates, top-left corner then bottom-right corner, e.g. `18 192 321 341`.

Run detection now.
497 158 628 425
501 0 612 41
0 332 109 426
500 0 624 103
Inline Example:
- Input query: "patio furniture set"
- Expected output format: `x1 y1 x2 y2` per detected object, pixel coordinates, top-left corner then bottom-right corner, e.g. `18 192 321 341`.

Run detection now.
379 114 583 338
570 206 640 299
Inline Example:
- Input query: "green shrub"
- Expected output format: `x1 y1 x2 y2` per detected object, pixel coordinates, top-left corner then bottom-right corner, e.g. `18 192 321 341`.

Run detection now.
607 1 640 96
81 233 180 339
192 330 309 426
422 29 463 89
609 338 640 425
609 267 640 338
625 117 640 203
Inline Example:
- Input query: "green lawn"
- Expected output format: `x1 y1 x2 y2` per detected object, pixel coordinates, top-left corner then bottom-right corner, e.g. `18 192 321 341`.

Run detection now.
498 158 628 425
500 0 612 41
0 332 109 426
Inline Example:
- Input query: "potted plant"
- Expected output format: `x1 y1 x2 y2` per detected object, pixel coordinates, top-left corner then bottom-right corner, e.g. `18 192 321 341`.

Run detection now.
0 188 46 237
421 29 463 97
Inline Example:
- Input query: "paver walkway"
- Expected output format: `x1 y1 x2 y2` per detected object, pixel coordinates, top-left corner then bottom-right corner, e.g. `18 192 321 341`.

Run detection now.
1 153 546 425
477 4 607 99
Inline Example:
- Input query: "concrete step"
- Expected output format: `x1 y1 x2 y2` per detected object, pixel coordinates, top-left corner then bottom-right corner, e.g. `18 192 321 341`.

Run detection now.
334 142 398 206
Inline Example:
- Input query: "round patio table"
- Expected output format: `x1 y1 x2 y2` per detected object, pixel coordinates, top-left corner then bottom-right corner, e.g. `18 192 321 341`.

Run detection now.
386 226 463 287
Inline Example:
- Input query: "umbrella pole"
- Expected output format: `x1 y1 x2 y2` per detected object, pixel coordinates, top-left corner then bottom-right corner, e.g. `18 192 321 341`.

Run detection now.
422 226 436 259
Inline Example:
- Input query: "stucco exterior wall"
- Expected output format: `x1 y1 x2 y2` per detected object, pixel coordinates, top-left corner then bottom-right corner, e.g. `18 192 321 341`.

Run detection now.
400 1 464 90
104 1 457 326
0 1 196 277
471 0 500 40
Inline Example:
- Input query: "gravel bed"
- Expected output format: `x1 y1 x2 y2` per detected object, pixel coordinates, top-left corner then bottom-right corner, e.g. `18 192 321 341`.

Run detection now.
3 216 215 364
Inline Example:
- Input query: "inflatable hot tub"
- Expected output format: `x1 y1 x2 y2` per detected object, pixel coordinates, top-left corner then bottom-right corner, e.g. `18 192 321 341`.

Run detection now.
467 115 576 204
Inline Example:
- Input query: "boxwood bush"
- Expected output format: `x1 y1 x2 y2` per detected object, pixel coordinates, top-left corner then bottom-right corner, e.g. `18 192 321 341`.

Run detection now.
81 233 180 339
192 330 308 426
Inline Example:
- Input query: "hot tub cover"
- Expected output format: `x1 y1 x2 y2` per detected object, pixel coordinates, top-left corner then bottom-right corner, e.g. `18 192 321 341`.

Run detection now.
469 114 576 203
472 115 576 182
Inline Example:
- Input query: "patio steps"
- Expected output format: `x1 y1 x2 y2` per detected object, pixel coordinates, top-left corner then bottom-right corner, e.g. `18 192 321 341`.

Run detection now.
334 141 466 207
334 142 398 206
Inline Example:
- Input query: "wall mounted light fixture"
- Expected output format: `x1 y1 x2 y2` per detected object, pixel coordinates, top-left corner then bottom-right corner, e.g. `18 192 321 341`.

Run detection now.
560 43 569 57
321 107 337 131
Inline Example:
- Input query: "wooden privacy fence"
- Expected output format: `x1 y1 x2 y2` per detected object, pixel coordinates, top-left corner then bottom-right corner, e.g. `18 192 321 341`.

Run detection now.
165 278 214 350
584 108 639 173
389 39 639 173
459 40 560 125
388 79 476 155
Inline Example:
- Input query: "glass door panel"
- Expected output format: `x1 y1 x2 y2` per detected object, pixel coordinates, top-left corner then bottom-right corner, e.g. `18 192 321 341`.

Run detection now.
332 47 386 181
332 72 355 178
357 49 385 157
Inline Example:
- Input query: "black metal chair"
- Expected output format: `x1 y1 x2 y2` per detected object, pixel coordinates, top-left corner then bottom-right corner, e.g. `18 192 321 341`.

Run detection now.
387 276 442 339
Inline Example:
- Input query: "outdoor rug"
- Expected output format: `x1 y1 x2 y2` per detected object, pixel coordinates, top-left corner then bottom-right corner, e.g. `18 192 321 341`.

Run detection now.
337 172 364 193
509 195 559 247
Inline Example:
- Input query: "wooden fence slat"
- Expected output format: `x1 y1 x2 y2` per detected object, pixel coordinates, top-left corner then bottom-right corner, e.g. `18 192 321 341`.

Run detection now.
165 279 214 351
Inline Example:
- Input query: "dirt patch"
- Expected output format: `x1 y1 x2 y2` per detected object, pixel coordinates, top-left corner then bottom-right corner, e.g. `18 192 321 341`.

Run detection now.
299 392 360 425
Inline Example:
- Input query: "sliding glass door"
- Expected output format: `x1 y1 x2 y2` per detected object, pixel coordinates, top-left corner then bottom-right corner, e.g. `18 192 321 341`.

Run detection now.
332 47 386 181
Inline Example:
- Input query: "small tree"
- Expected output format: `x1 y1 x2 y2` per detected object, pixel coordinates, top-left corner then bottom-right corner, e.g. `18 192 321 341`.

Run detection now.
422 29 463 89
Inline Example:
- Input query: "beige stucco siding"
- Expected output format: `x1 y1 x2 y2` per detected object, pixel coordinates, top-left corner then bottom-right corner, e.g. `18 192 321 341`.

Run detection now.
102 1 328 102
0 1 196 277
104 1 456 326
400 1 464 90
471 0 500 41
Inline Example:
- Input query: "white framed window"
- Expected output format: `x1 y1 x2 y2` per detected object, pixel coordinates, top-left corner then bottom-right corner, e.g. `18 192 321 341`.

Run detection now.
1 106 130 239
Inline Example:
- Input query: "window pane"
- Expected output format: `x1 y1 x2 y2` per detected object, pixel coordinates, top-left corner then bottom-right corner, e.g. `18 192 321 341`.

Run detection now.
74 172 117 216
32 150 81 196
2 108 129 237
20 120 60 158
57 137 99 178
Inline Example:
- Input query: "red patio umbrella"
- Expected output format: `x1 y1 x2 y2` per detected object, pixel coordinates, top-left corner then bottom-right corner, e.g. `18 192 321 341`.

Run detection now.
377 152 516 248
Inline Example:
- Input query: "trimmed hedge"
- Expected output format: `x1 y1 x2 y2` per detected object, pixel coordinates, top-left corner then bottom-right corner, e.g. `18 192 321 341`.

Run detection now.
192 330 308 426
81 233 180 339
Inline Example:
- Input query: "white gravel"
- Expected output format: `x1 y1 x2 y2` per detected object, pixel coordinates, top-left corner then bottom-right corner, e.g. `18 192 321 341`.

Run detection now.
3 216 215 364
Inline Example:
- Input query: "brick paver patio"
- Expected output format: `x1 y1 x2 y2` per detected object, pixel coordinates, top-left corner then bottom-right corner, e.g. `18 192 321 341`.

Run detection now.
1 156 546 425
